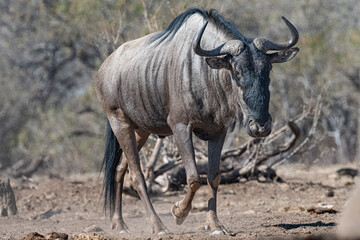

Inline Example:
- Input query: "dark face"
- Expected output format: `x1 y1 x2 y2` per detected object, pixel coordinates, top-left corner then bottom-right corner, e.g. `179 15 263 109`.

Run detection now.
196 16 299 138
230 44 272 138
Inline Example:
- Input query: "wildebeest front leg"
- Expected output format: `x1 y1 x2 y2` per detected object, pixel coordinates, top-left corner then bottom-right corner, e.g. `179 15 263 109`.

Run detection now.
204 132 230 235
171 123 200 225
112 130 150 233
108 112 168 234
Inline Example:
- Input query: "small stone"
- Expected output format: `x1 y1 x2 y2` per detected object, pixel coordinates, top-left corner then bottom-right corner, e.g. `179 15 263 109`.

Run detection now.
243 209 255 214
326 190 334 197
21 232 45 240
45 232 68 240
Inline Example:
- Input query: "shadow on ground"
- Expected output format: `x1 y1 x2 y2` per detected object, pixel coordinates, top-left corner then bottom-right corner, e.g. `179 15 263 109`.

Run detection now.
264 221 336 230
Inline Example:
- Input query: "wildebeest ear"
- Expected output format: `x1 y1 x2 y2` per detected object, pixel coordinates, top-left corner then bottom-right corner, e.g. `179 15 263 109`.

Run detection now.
269 47 299 63
205 57 231 70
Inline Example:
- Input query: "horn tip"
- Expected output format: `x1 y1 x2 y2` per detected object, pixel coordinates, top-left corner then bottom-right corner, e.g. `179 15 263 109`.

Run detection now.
281 16 289 23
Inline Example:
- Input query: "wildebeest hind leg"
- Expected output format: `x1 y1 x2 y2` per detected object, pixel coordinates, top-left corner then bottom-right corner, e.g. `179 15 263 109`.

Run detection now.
112 129 150 233
108 111 168 234
170 123 200 225
203 132 231 235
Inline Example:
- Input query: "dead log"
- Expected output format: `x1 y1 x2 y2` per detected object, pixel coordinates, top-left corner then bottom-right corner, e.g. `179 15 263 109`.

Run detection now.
151 121 300 188
11 157 45 178
144 137 163 181
336 168 359 178
0 178 17 216
271 95 322 168
218 121 300 183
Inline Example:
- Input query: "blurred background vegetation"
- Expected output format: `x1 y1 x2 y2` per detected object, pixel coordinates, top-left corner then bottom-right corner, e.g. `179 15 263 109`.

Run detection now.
0 0 359 176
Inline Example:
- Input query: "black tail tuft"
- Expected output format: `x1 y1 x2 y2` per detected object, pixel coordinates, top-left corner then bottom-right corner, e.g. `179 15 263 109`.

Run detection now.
101 119 122 217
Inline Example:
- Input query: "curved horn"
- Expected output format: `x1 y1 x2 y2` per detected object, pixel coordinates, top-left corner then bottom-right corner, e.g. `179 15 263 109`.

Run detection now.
253 16 299 52
193 21 244 57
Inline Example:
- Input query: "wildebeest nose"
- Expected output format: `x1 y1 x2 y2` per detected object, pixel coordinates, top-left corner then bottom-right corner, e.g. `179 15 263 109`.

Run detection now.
247 116 272 138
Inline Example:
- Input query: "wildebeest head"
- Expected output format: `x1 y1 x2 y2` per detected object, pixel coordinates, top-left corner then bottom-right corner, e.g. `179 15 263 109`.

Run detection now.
193 17 299 138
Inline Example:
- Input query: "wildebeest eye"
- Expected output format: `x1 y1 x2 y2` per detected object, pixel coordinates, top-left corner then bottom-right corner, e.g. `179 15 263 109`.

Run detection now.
231 70 245 89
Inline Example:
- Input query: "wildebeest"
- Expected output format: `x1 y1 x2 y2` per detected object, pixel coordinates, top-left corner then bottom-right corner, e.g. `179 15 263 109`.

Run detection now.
96 8 299 235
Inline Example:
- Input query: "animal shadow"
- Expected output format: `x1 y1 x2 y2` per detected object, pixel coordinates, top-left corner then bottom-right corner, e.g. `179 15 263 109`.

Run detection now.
265 220 336 230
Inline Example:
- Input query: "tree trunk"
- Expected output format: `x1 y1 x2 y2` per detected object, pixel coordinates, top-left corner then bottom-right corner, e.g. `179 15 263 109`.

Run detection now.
0 178 17 216
357 111 360 163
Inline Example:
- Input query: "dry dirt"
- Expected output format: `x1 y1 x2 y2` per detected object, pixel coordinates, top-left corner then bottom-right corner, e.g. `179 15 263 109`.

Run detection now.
0 164 358 240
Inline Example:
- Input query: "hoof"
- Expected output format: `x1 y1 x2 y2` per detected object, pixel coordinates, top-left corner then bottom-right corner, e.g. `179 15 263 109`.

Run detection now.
150 215 169 235
171 201 190 225
203 222 233 236
211 230 225 235
158 231 167 235
111 220 130 234
152 227 170 235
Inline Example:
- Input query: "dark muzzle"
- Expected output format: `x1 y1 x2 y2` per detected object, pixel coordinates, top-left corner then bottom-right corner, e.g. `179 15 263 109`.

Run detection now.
246 115 272 138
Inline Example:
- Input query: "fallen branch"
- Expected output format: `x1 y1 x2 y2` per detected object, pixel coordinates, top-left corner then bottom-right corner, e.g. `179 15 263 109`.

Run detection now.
11 157 46 178
220 121 300 183
271 95 322 168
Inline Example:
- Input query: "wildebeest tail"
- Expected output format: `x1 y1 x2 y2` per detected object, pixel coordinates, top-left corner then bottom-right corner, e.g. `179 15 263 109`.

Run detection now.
101 119 122 217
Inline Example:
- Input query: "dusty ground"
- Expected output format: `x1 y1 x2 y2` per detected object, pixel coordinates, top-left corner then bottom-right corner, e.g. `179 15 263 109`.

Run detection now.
0 164 358 240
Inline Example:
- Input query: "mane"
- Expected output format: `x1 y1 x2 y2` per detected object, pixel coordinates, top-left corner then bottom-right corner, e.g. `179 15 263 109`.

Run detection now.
150 8 208 44
149 8 248 45
207 9 248 43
